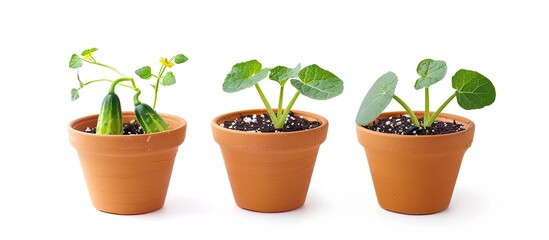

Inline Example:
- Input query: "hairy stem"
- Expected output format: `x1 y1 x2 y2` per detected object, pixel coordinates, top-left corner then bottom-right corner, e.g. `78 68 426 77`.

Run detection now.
393 95 420 127
275 91 301 129
254 84 277 123
426 93 456 126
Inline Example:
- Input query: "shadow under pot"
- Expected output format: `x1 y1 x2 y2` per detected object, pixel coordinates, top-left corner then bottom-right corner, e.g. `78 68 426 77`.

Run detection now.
356 111 475 215
211 109 328 213
68 112 187 215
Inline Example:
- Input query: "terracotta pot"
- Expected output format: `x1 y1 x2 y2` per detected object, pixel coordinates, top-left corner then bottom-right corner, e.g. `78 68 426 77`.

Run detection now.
68 112 186 215
356 111 475 215
211 109 328 212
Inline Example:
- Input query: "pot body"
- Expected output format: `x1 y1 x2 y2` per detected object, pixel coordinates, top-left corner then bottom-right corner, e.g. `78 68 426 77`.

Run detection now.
68 112 186 215
356 111 475 214
212 109 328 212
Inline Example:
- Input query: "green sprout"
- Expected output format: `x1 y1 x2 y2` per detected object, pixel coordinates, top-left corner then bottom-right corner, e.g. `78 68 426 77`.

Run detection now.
355 59 496 127
69 48 188 134
223 60 344 130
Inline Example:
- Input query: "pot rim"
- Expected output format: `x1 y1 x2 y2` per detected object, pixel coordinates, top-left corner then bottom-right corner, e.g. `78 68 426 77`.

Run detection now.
355 111 475 138
211 108 328 136
68 111 186 138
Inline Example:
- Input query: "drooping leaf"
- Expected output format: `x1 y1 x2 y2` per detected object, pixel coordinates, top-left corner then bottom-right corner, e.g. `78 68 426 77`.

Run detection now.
69 54 82 68
414 59 447 89
297 64 337 84
222 60 270 93
291 79 344 100
71 88 79 101
81 48 98 56
269 64 301 86
162 72 176 86
135 66 152 80
290 64 343 100
355 71 398 125
174 54 188 64
452 69 496 110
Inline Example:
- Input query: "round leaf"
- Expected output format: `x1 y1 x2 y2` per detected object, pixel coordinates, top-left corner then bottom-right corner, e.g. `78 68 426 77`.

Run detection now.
135 66 152 80
162 72 176 86
81 48 98 56
452 69 496 110
269 64 301 86
414 59 447 89
355 71 398 125
290 79 343 100
291 64 343 100
222 60 270 93
69 54 82 68
174 54 188 64
71 88 79 101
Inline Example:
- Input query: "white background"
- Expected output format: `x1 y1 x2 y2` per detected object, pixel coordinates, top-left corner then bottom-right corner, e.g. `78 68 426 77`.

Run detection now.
1 0 547 239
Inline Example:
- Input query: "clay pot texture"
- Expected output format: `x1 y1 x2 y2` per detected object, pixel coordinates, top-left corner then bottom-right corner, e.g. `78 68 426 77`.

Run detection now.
356 111 475 215
212 109 328 212
68 112 186 215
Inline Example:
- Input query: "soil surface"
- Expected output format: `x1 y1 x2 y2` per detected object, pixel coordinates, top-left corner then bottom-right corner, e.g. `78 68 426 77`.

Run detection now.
85 120 145 135
363 115 465 135
220 112 320 132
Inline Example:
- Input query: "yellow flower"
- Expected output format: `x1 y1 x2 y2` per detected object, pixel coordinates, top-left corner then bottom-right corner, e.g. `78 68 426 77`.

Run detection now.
83 53 93 60
160 58 174 68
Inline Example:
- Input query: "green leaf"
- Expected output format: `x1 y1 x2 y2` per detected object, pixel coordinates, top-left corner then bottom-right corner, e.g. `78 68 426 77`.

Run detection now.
71 88 79 101
222 60 270 93
415 59 447 89
81 48 98 56
269 64 301 86
290 79 343 100
355 71 398 125
174 54 188 64
162 72 176 86
135 66 152 80
290 64 343 100
69 54 82 69
452 69 496 110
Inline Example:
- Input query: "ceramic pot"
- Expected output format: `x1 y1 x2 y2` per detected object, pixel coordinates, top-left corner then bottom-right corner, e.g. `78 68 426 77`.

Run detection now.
212 109 328 212
356 111 475 215
68 112 186 215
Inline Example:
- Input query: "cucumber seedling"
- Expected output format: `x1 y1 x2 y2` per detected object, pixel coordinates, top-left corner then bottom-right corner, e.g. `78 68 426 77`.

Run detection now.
223 60 344 130
355 59 496 127
69 48 188 134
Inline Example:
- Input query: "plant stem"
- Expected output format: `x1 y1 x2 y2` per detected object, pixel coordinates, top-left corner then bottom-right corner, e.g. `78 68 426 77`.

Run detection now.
108 77 134 94
153 65 167 109
426 93 456 126
424 87 430 124
393 95 420 127
77 79 133 91
84 60 126 77
277 85 284 118
133 88 142 106
276 91 301 129
254 84 277 124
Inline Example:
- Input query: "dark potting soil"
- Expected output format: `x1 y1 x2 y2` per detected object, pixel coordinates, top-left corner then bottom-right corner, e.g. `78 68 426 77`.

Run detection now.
220 112 320 132
363 115 465 135
84 120 145 135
